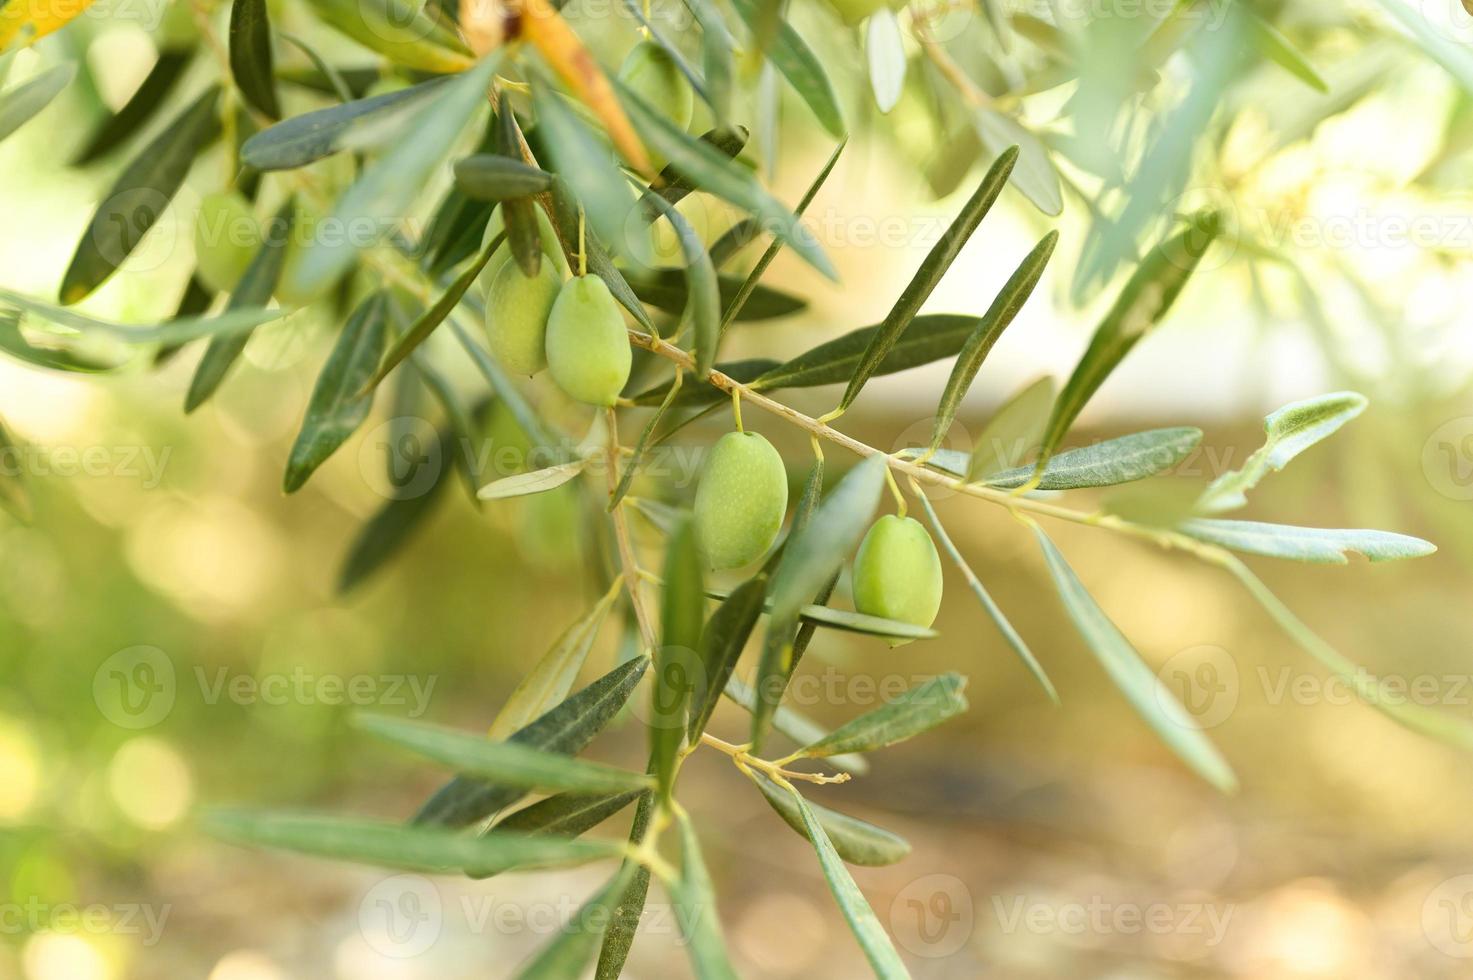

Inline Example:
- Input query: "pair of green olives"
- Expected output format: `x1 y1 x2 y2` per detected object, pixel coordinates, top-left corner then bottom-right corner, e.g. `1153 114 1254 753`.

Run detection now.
693 435 943 643
483 234 631 406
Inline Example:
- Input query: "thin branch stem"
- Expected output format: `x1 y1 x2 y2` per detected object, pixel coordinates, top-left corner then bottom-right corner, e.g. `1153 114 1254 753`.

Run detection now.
699 733 851 785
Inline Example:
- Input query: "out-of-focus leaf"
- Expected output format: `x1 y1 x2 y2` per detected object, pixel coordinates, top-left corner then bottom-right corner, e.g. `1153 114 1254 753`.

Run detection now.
972 109 1061 215
1245 9 1326 92
752 456 886 749
642 126 748 216
749 771 910 866
595 788 654 979
628 271 804 323
928 231 1057 451
241 77 451 171
73 49 191 165
640 190 718 376
304 0 474 73
229 0 279 118
0 288 281 345
790 792 911 978
838 148 1018 412
413 656 650 828
1197 392 1366 513
60 86 222 304
798 674 968 757
755 314 979 392
729 0 844 137
688 573 766 741
453 155 553 200
669 812 738 979
1180 519 1436 565
0 62 74 144
0 312 123 372
1035 526 1237 793
284 292 389 493
920 427 1203 490
866 10 906 113
1370 0 1473 95
652 519 704 798
685 0 735 121
966 376 1055 481
205 810 620 873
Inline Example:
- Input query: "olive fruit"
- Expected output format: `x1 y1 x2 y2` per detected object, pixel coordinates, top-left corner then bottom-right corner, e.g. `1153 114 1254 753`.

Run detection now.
618 40 694 132
478 207 570 297
485 259 561 376
193 191 260 293
545 275 631 406
694 432 789 570
851 515 943 646
825 0 904 26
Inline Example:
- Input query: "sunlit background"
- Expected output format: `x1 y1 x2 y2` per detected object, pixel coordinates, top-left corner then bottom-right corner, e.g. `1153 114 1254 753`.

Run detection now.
2 0 1473 977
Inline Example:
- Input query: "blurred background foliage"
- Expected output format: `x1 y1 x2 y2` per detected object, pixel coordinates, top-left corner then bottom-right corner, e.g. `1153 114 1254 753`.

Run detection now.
1 0 1473 977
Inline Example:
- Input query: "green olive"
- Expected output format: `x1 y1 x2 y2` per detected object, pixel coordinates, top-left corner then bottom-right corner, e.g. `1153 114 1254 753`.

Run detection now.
851 515 943 646
485 259 561 376
478 206 571 297
618 40 694 133
545 275 631 406
694 431 789 570
825 0 904 26
193 191 260 294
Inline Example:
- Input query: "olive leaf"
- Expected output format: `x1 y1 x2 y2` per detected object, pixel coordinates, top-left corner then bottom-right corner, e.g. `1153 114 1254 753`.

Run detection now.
928 230 1057 452
0 62 74 145
1196 392 1366 513
595 788 655 979
627 271 805 323
493 790 642 838
640 188 719 376
453 155 554 201
228 0 279 118
493 94 544 279
447 316 562 452
702 586 938 642
838 147 1018 413
798 674 969 758
915 427 1202 491
355 714 653 794
514 863 640 980
283 292 390 493
204 810 621 874
73 49 191 165
0 311 124 373
752 455 887 750
241 77 452 171
653 518 705 798
688 573 767 742
185 199 296 412
1037 212 1223 465
790 791 912 978
1370 0 1473 95
61 86 222 304
485 589 621 741
748 771 910 866
866 10 906 114
670 811 739 980
728 0 845 137
684 0 735 121
915 493 1058 702
642 126 748 216
614 78 837 280
972 109 1062 216
1246 8 1327 93
281 54 500 302
412 655 650 828
1034 525 1238 794
0 288 283 345
968 375 1056 482
1179 519 1436 565
478 459 588 500
753 314 982 392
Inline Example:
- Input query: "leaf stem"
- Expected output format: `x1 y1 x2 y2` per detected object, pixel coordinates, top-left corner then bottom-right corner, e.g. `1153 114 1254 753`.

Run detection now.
699 732 851 785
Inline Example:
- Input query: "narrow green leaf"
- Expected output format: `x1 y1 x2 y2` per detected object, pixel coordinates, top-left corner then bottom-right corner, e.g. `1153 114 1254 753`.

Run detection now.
1034 526 1237 793
689 574 767 742
595 789 655 979
839 147 1018 412
754 314 981 391
1180 519 1436 565
487 586 622 740
790 792 911 978
653 519 705 798
447 315 561 450
1038 211 1222 463
356 714 653 794
281 55 499 302
641 190 719 376
609 377 684 509
729 0 845 137
928 231 1057 451
0 63 75 145
972 109 1062 215
0 312 123 373
799 674 968 757
866 10 906 114
453 154 554 200
1371 0 1473 95
694 0 736 120
229 0 280 118
185 199 295 412
642 126 749 216
618 0 712 107
277 31 354 103
1197 392 1367 513
703 587 936 641
61 86 222 304
494 94 544 278
748 771 910 866
515 864 640 980
494 790 642 838
614 78 837 280
670 812 739 980
303 0 474 73
753 455 886 749
205 810 620 873
73 49 191 165
413 656 650 828
968 376 1055 481
723 676 869 775
921 427 1203 491
478 459 588 500
241 77 451 171
283 292 389 493
0 288 282 345
630 271 804 323
1246 9 1327 93
1222 556 1473 752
